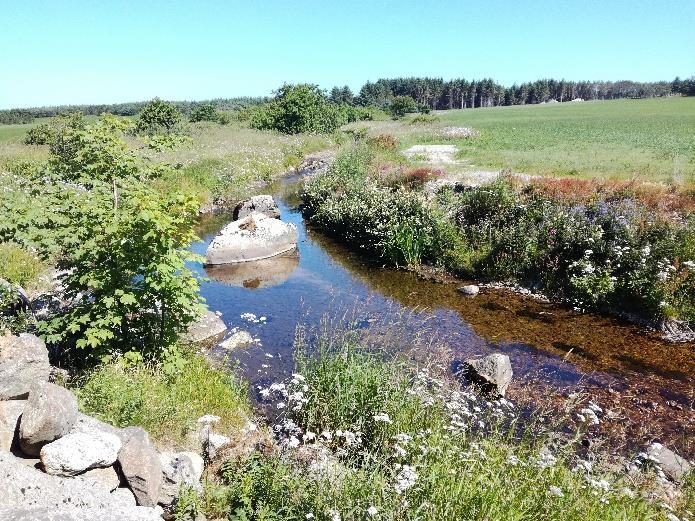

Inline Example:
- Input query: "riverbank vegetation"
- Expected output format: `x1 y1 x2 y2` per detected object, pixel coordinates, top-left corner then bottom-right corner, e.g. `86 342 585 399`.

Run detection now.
173 326 692 520
301 140 695 328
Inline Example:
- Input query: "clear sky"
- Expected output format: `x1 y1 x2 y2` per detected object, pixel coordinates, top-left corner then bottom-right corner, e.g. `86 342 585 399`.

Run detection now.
1 0 693 109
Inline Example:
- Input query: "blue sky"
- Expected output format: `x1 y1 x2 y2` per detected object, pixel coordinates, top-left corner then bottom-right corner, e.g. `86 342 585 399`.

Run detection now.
1 0 693 109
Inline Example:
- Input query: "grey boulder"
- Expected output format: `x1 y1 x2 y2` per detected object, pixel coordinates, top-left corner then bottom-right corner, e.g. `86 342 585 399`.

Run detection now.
233 195 280 220
40 430 122 476
158 451 204 507
0 452 160 520
19 382 78 456
205 213 298 265
0 507 162 521
118 427 162 507
0 400 26 451
463 353 513 397
185 309 227 344
81 465 122 492
0 332 51 400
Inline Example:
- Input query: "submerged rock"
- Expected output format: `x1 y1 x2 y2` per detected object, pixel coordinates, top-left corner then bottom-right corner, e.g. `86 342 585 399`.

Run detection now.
186 310 227 344
233 195 280 221
463 353 513 397
219 330 254 350
205 213 298 265
457 284 480 296
0 332 51 400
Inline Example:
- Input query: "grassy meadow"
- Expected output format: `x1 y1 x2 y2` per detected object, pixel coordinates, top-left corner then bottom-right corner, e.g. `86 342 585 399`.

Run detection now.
352 97 695 182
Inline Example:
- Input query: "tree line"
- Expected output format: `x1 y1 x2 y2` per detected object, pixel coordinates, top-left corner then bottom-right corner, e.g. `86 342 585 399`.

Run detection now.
0 97 265 124
337 76 695 110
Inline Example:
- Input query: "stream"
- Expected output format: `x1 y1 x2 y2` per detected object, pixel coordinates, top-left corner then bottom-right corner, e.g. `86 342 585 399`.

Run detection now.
189 175 694 459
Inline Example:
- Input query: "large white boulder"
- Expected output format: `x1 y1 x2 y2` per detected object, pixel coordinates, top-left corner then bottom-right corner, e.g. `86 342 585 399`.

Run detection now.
205 213 298 265
40 430 122 476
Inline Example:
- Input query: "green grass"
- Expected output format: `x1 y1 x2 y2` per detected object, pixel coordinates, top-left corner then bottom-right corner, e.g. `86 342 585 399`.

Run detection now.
352 97 695 182
186 330 681 521
0 242 46 289
75 351 252 449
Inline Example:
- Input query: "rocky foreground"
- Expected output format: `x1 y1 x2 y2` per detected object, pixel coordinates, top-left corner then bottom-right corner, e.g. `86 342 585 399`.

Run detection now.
0 331 232 521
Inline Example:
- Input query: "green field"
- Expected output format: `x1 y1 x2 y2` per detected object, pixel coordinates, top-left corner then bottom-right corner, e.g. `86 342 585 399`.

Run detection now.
356 97 695 183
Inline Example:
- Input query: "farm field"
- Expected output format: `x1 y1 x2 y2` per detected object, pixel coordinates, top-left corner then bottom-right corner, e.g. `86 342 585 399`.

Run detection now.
355 97 695 182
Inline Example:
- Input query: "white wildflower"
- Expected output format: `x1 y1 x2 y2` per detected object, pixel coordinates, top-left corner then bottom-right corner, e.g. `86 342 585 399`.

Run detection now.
394 465 418 494
367 506 378 516
373 412 392 424
548 486 564 497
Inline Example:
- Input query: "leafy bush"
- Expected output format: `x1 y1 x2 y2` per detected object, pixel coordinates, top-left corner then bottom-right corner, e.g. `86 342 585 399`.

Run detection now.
250 84 343 134
389 95 417 119
135 98 184 135
189 103 229 124
368 133 398 150
76 350 250 447
24 112 86 146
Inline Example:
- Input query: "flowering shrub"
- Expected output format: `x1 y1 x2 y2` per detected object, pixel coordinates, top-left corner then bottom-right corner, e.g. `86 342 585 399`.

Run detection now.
303 145 694 325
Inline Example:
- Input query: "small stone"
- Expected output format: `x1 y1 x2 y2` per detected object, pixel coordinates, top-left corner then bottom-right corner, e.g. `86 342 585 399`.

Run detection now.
19 382 78 456
647 443 692 482
82 465 122 492
0 332 51 400
206 433 231 459
463 353 513 396
40 430 122 476
118 428 162 507
457 284 480 296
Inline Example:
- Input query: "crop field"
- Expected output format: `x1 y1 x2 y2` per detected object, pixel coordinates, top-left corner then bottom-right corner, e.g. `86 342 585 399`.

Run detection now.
355 97 695 182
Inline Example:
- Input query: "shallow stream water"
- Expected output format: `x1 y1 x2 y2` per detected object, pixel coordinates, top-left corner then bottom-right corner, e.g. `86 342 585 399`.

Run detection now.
189 176 694 458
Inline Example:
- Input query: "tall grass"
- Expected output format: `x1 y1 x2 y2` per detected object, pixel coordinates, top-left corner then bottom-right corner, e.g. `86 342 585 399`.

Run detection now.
193 327 678 521
75 351 251 448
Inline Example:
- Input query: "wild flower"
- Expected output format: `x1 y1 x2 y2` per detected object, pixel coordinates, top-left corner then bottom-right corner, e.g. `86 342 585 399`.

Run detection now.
548 486 565 497
394 465 418 494
367 506 378 516
373 412 392 424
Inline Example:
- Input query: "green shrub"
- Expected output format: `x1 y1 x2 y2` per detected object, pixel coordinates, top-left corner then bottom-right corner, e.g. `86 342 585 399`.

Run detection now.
250 84 343 134
190 104 229 124
389 95 417 119
24 112 86 146
135 98 184 135
76 351 250 447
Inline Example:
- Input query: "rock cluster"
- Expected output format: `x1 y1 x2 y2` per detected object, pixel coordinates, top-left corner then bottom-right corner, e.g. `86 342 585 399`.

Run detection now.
0 332 208 520
233 195 280 221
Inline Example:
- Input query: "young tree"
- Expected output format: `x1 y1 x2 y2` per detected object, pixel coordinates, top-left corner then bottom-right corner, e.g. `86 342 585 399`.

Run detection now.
250 84 341 134
389 96 417 118
190 103 221 123
135 98 183 135
38 115 203 360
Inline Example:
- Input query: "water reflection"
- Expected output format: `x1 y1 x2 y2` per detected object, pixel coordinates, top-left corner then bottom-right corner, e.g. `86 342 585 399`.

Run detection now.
204 252 300 289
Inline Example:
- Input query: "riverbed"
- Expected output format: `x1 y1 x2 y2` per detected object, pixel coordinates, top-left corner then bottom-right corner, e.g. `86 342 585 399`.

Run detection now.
189 176 694 459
